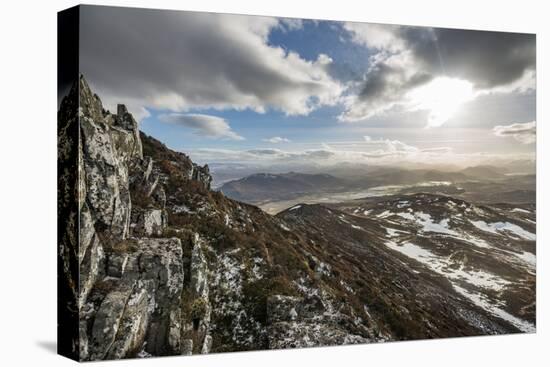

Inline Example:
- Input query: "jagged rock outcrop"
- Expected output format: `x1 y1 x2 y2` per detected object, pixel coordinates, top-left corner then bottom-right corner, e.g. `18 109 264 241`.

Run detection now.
79 78 141 241
77 75 143 308
191 164 212 190
63 76 214 361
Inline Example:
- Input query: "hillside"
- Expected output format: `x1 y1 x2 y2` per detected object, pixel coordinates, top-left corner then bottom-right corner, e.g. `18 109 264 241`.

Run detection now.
220 172 350 202
58 76 535 361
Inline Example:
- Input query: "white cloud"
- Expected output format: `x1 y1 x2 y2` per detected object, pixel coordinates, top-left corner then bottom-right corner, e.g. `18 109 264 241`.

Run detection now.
159 113 244 141
187 136 462 168
80 7 343 118
279 18 304 32
493 121 536 144
343 22 404 52
363 135 419 153
262 136 291 143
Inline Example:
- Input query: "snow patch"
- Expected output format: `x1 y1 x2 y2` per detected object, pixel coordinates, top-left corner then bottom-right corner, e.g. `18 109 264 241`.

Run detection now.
396 212 459 236
471 220 536 241
513 251 536 268
384 241 510 291
173 204 192 214
279 223 291 231
384 241 535 331
453 286 535 333
377 210 392 218
385 227 409 238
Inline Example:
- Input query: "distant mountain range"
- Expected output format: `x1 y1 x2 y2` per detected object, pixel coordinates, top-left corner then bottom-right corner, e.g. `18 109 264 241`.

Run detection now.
220 172 350 202
219 166 524 204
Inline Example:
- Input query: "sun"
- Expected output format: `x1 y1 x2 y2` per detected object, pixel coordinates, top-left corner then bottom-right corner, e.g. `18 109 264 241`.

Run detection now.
408 77 475 128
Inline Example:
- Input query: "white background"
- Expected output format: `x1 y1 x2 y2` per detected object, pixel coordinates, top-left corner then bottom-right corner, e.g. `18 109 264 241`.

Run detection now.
0 0 547 365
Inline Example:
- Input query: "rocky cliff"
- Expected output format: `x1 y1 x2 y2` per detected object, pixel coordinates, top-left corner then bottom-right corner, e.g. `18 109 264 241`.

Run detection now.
58 76 534 361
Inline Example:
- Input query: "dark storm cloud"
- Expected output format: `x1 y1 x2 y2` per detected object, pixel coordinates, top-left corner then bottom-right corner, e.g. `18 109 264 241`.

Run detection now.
342 23 535 122
399 27 536 89
360 68 432 100
358 63 432 106
79 5 341 118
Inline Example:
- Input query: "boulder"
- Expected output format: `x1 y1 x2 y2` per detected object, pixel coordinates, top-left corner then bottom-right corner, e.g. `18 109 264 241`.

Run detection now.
134 209 167 236
89 282 135 360
106 280 155 359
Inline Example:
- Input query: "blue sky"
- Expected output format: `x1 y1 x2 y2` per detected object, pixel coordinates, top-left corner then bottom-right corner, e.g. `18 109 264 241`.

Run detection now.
139 20 371 152
80 6 536 172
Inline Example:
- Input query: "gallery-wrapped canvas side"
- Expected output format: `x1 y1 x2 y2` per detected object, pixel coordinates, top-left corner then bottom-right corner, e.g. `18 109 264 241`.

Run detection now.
57 5 80 361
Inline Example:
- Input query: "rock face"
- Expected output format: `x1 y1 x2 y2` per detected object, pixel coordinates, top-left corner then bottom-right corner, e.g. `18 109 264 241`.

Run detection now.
61 77 204 360
58 76 534 362
77 75 143 308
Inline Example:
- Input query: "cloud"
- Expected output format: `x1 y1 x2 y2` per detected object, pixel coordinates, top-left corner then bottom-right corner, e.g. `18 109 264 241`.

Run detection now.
279 18 304 32
493 121 536 144
159 113 244 141
405 28 535 89
362 135 419 154
247 149 287 156
191 145 533 168
188 136 460 168
78 6 535 131
341 23 535 123
262 136 291 143
420 147 453 154
79 6 342 119
344 23 404 51
338 50 443 123
246 148 335 160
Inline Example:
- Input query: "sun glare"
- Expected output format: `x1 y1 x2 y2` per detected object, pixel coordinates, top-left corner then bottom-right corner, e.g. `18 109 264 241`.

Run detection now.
408 77 474 128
